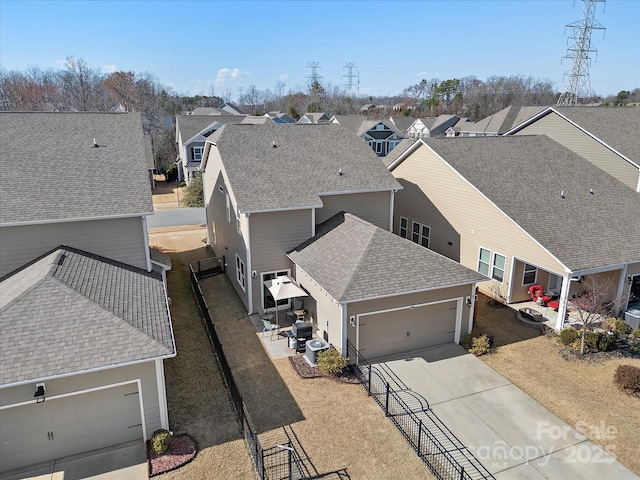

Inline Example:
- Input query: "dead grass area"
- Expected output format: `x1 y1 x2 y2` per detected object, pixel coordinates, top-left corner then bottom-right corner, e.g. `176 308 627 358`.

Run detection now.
473 294 640 475
152 176 185 206
148 227 255 480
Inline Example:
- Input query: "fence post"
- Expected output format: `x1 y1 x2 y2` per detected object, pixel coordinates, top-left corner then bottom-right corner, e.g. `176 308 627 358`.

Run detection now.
368 367 372 396
288 441 293 480
460 466 465 480
417 419 422 455
385 382 390 417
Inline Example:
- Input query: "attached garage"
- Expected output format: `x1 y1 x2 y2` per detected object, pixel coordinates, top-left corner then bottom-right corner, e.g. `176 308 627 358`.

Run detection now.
357 299 460 359
0 383 143 472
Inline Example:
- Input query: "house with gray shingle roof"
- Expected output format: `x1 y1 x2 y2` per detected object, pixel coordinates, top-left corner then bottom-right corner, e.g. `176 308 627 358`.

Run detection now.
331 116 405 156
407 115 461 139
0 112 156 277
458 106 546 137
288 213 485 358
0 112 176 473
201 123 486 357
388 135 640 330
297 112 331 124
505 106 640 192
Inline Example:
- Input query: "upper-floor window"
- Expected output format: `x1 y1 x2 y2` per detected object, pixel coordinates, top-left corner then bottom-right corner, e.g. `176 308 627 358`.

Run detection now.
226 193 231 223
478 248 491 276
192 146 203 161
411 221 430 248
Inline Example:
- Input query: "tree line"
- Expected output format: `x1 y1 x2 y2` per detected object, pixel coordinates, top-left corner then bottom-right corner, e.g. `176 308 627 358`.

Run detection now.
2 56 636 173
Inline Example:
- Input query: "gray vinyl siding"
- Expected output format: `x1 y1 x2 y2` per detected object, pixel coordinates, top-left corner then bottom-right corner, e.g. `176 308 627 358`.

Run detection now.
0 217 148 277
317 191 392 230
0 361 162 440
249 209 313 312
514 114 639 191
392 144 566 300
294 266 342 350
346 284 472 349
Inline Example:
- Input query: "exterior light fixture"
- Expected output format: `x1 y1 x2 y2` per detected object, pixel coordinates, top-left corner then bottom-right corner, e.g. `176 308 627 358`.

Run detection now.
34 383 46 403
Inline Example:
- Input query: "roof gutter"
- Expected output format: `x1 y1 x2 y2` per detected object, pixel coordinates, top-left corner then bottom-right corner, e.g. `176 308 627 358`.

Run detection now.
1 212 154 228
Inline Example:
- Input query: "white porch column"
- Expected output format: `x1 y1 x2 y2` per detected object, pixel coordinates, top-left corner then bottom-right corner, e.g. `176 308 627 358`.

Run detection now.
556 275 571 330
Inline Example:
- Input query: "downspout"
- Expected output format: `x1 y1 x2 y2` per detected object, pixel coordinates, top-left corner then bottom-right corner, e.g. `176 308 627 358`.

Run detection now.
245 212 253 314
341 302 348 355
142 215 152 272
389 190 396 232
556 275 581 330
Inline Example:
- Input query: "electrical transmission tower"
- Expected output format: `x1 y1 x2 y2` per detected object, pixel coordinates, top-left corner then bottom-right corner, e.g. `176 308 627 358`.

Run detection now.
557 0 606 106
305 62 323 90
342 63 360 96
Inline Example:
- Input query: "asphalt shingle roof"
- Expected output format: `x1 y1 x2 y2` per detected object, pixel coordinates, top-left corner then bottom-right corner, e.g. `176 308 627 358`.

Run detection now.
0 112 153 224
288 213 486 303
176 114 248 143
0 246 175 386
551 107 640 166
422 136 640 271
211 124 401 213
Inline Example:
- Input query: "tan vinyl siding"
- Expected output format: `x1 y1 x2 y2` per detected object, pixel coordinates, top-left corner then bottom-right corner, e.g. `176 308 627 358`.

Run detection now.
317 191 391 230
392 144 566 299
0 361 162 439
515 114 639 191
249 210 313 311
0 217 148 277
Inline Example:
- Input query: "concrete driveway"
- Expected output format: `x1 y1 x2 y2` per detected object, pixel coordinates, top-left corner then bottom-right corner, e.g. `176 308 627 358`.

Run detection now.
374 344 638 479
1 441 148 480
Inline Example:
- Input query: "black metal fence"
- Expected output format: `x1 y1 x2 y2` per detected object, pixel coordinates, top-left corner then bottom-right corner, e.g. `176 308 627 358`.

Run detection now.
347 341 494 480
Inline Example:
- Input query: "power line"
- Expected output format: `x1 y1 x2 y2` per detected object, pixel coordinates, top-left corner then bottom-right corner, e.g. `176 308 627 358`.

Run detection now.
342 63 360 96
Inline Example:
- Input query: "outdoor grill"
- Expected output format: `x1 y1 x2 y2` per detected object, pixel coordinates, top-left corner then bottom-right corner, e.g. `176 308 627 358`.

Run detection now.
291 321 313 353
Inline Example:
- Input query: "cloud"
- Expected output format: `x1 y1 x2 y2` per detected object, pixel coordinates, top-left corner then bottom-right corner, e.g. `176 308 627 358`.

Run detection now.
101 64 118 74
214 67 249 86
278 73 290 81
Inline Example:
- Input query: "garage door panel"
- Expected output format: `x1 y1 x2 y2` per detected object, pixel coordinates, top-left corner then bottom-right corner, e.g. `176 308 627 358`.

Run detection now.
0 383 142 473
359 300 458 359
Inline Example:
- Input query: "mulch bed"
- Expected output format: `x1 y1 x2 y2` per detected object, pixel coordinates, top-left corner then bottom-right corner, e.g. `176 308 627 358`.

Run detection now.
147 434 198 477
288 354 361 384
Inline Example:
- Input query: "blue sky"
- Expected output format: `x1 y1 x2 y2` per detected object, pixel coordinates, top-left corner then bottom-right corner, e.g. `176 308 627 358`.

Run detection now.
1 0 638 99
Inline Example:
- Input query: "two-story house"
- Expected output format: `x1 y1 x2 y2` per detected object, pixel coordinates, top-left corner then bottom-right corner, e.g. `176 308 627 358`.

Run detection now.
201 123 484 358
0 112 175 474
331 116 405 157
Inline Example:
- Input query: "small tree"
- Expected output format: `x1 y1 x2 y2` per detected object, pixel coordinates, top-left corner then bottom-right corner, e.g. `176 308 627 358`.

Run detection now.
181 173 204 208
570 274 626 354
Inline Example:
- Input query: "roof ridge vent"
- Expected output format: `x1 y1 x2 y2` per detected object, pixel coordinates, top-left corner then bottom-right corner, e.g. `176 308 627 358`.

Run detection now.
272 141 277 148
93 138 99 148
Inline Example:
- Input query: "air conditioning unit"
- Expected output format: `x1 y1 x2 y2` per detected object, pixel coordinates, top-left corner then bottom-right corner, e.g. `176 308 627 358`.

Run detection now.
305 338 329 365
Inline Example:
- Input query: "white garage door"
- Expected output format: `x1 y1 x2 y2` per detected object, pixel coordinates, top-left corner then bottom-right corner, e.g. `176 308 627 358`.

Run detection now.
358 300 458 360
0 383 143 473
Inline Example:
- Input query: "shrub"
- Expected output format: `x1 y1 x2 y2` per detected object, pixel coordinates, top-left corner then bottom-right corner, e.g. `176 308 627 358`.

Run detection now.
317 347 348 376
613 364 640 395
470 335 491 356
151 429 171 455
633 328 640 338
613 318 632 335
460 332 475 350
596 331 618 351
559 328 579 346
179 181 186 187
602 317 617 331
570 330 617 353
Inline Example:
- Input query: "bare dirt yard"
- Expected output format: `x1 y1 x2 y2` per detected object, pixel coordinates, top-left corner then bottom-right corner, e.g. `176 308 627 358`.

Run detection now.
473 297 640 475
149 226 432 479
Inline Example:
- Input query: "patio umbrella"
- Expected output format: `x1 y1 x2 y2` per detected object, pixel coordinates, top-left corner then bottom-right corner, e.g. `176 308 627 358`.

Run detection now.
263 275 308 327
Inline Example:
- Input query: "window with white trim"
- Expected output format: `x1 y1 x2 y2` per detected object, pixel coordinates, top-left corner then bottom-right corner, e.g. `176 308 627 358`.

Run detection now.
399 217 408 238
236 212 242 235
225 193 231 223
492 253 506 282
211 221 216 245
192 146 203 161
235 254 246 291
523 263 537 285
262 270 291 311
478 248 491 276
411 221 430 248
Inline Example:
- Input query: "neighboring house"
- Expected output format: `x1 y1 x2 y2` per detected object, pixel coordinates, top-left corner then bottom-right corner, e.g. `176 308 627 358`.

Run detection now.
388 115 415 137
189 106 225 115
505 106 640 192
458 106 545 137
331 116 405 156
288 213 485 358
388 135 640 330
297 112 331 124
265 111 296 123
0 112 175 473
407 115 460 139
219 102 245 115
445 117 474 137
175 114 249 184
0 112 156 277
0 246 175 473
201 123 484 357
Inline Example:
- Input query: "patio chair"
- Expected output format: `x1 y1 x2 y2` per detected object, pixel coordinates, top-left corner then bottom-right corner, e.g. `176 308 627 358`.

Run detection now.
261 318 279 339
286 298 304 322
528 285 551 306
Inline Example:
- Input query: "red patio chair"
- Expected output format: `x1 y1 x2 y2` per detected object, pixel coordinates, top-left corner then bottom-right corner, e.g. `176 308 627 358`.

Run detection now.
529 285 551 306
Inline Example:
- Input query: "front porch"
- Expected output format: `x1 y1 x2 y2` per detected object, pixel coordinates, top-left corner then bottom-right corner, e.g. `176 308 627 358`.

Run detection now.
507 299 595 331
